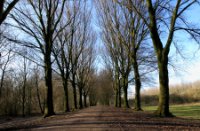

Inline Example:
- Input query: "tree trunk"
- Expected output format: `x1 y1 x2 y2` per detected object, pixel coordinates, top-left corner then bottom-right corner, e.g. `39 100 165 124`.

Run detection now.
79 86 83 109
123 77 129 108
83 94 87 107
118 83 121 107
63 80 70 112
89 96 92 106
0 69 5 98
44 51 55 117
36 80 44 114
146 0 172 117
72 76 77 109
123 87 129 108
115 89 118 107
22 56 26 117
155 56 172 117
114 73 119 107
27 85 32 115
133 59 142 111
22 83 25 117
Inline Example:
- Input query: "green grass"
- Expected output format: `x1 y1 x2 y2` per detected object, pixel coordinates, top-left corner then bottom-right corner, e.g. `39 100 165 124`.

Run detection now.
143 103 200 119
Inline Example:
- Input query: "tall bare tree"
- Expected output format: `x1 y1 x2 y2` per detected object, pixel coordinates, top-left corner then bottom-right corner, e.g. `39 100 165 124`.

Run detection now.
82 68 96 107
118 0 200 116
53 30 71 112
0 49 12 97
10 0 67 117
97 0 134 108
76 42 95 109
52 0 94 111
32 65 44 114
21 50 28 117
123 0 153 111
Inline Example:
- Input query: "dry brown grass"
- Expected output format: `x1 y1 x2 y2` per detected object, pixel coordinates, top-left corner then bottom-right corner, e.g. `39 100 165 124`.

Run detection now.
141 80 200 105
170 81 200 100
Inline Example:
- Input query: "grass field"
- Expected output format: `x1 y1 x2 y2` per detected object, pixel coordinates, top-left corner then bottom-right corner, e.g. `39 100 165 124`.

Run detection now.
143 103 200 119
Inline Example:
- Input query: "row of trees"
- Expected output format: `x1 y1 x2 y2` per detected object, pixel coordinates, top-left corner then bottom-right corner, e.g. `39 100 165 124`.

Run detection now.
0 0 98 117
1 0 200 118
96 0 200 117
96 0 156 110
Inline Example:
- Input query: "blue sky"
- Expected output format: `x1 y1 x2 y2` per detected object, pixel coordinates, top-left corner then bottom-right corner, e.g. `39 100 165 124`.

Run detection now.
167 4 200 85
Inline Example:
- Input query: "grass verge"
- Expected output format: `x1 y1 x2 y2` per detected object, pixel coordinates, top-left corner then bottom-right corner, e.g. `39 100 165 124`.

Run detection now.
143 103 200 119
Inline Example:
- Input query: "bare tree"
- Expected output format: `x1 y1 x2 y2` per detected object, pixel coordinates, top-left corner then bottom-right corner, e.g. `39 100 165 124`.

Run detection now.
0 28 16 98
21 50 28 117
82 68 96 107
10 0 67 117
68 3 80 110
53 21 71 112
32 65 44 114
96 0 132 108
76 42 96 109
0 49 13 97
123 0 154 111
65 1 92 109
75 4 95 109
117 0 200 116
53 30 71 112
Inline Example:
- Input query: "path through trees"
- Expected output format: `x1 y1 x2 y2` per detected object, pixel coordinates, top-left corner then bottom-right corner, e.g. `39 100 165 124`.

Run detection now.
1 106 200 130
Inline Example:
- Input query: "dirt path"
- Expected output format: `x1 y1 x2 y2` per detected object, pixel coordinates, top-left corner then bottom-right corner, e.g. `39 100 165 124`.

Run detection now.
0 106 200 131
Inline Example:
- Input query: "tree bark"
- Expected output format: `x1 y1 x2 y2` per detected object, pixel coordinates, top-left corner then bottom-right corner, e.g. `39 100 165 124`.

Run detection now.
22 82 25 117
22 56 27 117
115 89 118 107
155 55 172 117
83 94 87 107
123 88 129 108
44 50 55 117
0 67 5 97
146 0 172 117
118 81 121 107
114 72 119 107
72 75 77 109
63 80 70 112
123 77 129 108
36 78 44 114
27 85 32 115
79 86 83 109
133 59 142 111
